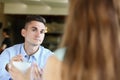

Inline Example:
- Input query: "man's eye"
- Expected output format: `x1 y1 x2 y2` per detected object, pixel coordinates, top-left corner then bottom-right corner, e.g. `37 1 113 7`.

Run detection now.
40 30 45 34
32 29 36 31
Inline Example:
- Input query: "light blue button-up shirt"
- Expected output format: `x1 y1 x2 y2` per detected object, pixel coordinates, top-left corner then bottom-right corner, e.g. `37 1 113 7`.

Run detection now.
0 43 53 80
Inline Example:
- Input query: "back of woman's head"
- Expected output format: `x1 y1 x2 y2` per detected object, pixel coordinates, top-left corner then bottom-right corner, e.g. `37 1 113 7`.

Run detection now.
61 0 120 80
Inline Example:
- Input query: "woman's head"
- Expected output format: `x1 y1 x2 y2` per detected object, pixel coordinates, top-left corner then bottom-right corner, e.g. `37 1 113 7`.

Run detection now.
61 0 119 47
61 0 120 80
2 28 11 37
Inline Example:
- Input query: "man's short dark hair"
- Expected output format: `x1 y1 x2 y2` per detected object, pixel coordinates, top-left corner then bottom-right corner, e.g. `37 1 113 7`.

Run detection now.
25 15 46 25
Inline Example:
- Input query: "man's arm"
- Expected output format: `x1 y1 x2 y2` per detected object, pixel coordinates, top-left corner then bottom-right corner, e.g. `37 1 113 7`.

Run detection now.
0 50 10 80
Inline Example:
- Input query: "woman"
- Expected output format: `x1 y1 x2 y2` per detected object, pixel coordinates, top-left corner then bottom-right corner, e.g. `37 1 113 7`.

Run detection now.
9 0 120 80
0 28 12 54
45 0 120 80
60 0 120 80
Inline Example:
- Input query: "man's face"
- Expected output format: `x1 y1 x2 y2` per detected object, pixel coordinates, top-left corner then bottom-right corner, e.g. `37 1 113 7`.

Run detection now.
21 21 46 46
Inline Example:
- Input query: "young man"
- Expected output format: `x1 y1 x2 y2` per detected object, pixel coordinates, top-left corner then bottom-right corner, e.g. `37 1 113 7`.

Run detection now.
0 15 54 80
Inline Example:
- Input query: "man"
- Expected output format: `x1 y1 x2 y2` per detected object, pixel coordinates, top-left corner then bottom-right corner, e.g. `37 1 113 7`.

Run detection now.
0 15 54 80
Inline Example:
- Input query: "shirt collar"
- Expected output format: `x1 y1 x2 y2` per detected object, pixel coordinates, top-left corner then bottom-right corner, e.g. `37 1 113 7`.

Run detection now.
32 47 41 61
20 44 41 62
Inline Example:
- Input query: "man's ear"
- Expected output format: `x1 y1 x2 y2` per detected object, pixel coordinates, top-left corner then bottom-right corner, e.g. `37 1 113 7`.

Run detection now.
21 29 26 37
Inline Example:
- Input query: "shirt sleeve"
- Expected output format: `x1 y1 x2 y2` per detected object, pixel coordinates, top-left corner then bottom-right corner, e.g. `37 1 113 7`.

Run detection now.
0 50 11 80
54 48 66 61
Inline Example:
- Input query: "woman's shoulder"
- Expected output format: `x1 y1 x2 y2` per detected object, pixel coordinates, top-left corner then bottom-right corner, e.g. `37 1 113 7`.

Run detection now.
43 48 66 80
43 54 62 80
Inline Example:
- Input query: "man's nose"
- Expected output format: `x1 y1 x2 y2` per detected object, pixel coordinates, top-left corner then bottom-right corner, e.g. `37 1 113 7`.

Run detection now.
36 31 41 36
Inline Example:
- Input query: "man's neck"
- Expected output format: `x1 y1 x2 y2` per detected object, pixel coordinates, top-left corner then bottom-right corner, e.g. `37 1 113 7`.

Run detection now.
24 43 39 56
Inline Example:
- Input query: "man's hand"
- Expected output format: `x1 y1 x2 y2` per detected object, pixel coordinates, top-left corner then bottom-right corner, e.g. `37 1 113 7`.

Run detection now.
31 63 43 80
10 54 23 63
6 54 23 72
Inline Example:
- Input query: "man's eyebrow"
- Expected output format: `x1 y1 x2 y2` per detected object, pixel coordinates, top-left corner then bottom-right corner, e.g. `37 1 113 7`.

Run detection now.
41 29 46 30
31 26 46 30
31 26 37 28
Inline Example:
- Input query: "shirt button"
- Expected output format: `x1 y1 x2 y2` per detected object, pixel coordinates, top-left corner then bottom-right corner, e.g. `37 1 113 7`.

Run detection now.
25 55 27 58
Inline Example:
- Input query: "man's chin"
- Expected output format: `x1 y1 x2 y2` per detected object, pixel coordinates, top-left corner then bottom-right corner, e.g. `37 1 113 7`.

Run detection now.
32 43 40 46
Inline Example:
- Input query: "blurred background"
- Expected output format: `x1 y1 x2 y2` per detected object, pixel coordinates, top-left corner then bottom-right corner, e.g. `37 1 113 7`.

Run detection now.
0 0 68 51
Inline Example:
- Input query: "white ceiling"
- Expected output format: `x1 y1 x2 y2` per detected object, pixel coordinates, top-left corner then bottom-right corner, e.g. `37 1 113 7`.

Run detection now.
2 0 68 8
1 0 69 15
